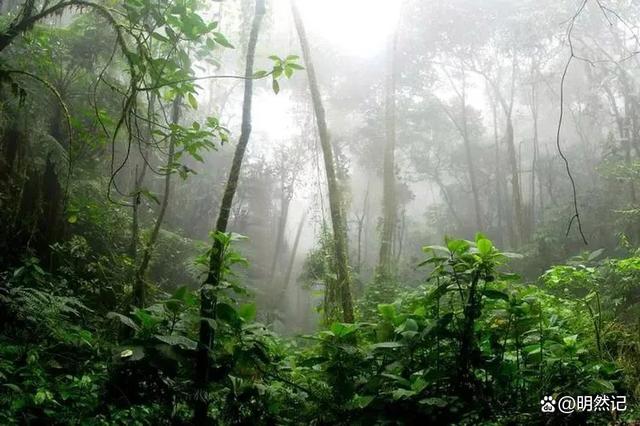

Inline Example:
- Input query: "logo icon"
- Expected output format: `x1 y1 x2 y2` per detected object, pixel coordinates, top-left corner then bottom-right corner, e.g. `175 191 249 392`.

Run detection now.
541 395 556 413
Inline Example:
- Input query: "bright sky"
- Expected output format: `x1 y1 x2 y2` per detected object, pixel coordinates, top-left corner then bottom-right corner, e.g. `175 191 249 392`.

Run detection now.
295 0 402 58
252 0 402 143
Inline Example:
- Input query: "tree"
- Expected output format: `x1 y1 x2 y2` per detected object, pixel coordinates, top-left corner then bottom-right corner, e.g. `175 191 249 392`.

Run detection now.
377 28 399 278
291 0 354 323
193 0 265 423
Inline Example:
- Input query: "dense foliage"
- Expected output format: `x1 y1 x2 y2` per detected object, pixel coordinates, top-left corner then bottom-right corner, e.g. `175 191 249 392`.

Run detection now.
2 232 640 424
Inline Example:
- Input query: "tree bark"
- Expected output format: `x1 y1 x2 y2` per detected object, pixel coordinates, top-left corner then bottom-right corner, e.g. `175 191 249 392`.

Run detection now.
291 0 354 323
193 0 265 423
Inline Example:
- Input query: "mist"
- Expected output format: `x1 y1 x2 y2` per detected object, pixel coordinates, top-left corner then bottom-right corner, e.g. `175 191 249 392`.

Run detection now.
2 0 640 424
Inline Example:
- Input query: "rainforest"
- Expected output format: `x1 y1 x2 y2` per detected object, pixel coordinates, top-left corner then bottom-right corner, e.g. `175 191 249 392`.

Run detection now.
2 0 640 424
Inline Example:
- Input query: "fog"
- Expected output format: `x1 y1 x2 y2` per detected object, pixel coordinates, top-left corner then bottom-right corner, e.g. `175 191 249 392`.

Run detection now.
2 0 640 421
145 0 640 331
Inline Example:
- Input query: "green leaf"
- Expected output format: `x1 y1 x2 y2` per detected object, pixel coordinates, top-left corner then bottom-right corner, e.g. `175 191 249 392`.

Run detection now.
238 303 256 322
589 378 615 393
587 248 604 262
213 32 234 48
154 335 197 350
272 79 280 94
253 70 268 78
392 388 416 400
188 93 198 109
477 238 493 255
350 394 374 408
330 322 359 338
151 31 169 43
216 302 240 326
107 312 140 332
67 215 78 224
370 341 404 350
482 289 509 301
2 383 21 393
419 397 448 407
446 238 469 254
378 303 396 321
381 373 410 387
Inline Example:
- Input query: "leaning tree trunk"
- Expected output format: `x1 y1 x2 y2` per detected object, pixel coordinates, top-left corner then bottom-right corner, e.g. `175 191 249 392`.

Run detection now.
193 0 265 423
132 96 180 308
377 29 398 279
292 0 354 323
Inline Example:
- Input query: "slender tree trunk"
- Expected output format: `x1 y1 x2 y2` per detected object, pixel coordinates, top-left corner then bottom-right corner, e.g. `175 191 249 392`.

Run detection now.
530 79 539 236
395 208 406 264
277 212 307 310
505 116 523 246
292 0 354 323
490 92 504 246
377 30 398 278
355 184 369 273
193 1 265 423
132 96 180 308
268 191 291 284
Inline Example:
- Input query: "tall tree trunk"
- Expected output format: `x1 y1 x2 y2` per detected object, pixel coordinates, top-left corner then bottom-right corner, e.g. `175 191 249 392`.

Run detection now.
395 208 406 264
529 77 539 236
132 96 180 308
292 0 354 323
193 1 265 423
489 91 504 247
355 184 369 273
377 29 398 278
505 116 524 246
